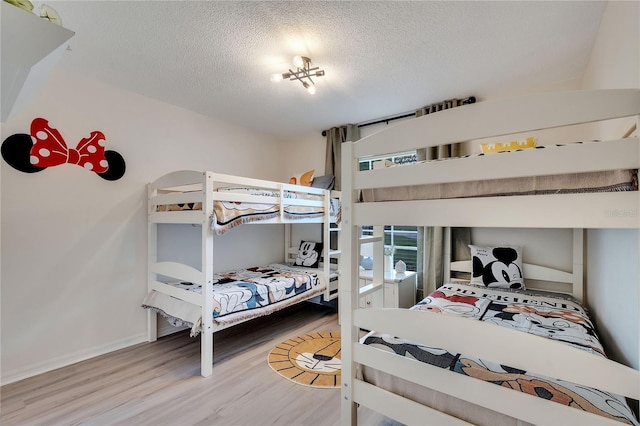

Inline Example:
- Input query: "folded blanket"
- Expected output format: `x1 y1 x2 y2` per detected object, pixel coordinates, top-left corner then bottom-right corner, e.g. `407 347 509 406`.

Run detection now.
362 169 637 202
155 187 339 234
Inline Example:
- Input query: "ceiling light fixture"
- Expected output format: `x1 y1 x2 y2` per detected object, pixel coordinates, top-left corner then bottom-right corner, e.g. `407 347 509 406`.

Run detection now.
271 56 324 95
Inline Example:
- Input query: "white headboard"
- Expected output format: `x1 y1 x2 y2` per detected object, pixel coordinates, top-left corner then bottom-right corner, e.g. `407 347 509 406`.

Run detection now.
444 227 584 302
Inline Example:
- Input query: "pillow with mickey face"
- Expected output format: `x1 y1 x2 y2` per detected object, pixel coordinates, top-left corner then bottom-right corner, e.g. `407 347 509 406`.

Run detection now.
294 241 323 268
469 245 524 290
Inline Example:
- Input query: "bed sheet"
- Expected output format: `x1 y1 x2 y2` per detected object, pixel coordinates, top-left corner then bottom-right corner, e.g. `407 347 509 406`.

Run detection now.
143 263 325 335
361 283 639 425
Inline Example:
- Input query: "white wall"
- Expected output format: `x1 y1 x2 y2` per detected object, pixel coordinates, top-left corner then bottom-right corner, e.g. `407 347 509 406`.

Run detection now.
580 0 639 370
586 230 638 368
280 131 328 245
0 68 285 384
582 1 639 140
278 131 326 183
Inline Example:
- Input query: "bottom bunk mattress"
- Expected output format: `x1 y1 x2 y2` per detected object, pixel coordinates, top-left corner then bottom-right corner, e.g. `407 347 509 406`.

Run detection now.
143 263 325 335
360 283 639 425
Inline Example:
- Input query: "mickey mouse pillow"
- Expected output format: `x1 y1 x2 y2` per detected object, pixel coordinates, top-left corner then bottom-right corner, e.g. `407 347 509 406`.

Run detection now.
294 241 323 268
469 245 524 289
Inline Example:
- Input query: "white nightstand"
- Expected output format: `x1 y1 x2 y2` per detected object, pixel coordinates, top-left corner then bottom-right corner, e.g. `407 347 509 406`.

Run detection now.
359 269 417 309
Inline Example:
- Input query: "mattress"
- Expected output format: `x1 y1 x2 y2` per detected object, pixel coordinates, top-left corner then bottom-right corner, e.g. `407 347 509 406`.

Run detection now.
143 263 327 335
156 187 340 234
360 142 637 202
360 283 639 425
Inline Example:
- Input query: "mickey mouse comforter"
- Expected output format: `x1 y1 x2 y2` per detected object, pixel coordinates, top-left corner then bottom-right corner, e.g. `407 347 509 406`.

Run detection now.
143 264 323 334
361 283 639 425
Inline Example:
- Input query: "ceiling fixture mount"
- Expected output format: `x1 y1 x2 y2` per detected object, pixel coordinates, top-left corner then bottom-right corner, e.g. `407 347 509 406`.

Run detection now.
271 56 325 95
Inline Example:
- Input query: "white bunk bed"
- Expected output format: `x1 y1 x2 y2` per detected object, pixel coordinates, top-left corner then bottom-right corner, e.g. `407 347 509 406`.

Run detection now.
145 171 341 377
339 89 640 425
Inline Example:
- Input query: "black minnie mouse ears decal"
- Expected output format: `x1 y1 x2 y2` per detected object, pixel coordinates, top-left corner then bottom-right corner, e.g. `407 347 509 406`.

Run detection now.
1 117 125 181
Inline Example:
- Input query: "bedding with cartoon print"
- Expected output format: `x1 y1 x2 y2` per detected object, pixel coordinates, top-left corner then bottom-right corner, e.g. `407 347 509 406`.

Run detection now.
207 264 320 318
155 187 340 235
361 283 639 425
143 264 323 334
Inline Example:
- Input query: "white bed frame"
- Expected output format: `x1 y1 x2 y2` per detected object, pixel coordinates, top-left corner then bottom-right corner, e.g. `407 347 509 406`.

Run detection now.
339 89 640 425
147 171 340 377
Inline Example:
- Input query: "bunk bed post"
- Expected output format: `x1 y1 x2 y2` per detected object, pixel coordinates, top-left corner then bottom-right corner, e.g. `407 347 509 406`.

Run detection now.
573 228 585 304
327 189 343 303
340 140 358 425
443 227 452 281
147 183 158 342
372 225 384 284
284 223 292 264
201 172 215 377
323 191 331 301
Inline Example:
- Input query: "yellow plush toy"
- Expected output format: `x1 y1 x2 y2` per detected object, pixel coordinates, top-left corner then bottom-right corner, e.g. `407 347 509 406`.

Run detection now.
481 137 537 154
289 169 314 186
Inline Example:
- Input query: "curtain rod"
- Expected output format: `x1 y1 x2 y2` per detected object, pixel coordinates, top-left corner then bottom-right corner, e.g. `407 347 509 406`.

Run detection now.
357 112 415 129
321 96 476 137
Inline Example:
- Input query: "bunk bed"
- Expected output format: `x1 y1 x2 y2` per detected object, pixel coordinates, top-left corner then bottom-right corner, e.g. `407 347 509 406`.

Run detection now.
339 89 640 425
144 171 340 377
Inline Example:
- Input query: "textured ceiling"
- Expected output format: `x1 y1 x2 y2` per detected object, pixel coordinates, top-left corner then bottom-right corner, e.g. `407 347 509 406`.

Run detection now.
37 1 607 139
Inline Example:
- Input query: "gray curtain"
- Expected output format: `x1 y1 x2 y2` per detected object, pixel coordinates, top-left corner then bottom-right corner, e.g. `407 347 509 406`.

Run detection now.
415 99 470 300
415 98 466 160
324 124 359 191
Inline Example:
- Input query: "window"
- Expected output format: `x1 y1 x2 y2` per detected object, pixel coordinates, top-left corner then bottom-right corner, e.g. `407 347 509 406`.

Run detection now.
360 152 419 272
361 225 418 271
358 151 417 171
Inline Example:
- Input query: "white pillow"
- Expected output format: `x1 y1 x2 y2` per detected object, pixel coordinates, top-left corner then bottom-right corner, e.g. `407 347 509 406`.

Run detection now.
469 245 524 289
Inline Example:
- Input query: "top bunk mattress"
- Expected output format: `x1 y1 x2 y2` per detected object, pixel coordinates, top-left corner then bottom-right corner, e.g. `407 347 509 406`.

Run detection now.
360 141 638 202
156 187 341 234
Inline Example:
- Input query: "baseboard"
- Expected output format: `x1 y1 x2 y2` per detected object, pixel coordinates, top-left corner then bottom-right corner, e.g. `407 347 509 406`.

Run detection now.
1 333 147 386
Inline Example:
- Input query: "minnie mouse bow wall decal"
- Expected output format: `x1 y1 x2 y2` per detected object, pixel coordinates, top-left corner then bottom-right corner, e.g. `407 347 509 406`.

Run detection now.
1 117 126 181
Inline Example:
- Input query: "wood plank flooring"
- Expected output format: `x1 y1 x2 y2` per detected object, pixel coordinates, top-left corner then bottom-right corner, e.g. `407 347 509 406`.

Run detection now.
1 302 393 426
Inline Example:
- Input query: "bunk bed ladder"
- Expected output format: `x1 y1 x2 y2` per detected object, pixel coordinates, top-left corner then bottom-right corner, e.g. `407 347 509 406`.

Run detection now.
358 226 385 304
323 190 341 301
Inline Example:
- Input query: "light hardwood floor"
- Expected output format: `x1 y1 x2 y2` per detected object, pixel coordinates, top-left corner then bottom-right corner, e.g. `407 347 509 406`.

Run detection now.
1 302 394 426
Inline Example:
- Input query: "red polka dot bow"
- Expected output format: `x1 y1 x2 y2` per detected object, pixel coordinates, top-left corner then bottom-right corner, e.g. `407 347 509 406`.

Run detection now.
29 117 108 173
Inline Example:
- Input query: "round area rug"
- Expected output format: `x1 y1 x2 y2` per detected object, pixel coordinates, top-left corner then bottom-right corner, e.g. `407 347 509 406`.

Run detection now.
267 331 341 388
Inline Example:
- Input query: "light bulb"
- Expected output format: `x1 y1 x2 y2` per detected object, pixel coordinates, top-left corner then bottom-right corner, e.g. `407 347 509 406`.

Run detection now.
306 83 316 95
271 73 284 83
293 55 304 69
